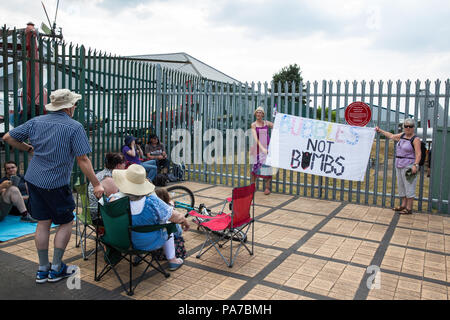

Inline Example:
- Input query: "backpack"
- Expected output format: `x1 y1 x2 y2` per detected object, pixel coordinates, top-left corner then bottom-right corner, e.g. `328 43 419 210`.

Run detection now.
166 173 178 182
401 134 427 166
153 174 169 187
172 163 185 181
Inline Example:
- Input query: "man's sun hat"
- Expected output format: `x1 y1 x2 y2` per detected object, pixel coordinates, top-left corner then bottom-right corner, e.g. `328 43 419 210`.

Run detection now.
254 106 265 116
45 89 81 112
112 164 155 196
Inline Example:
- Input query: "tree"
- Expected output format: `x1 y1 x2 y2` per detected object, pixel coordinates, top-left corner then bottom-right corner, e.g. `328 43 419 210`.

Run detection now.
272 63 303 86
272 63 307 106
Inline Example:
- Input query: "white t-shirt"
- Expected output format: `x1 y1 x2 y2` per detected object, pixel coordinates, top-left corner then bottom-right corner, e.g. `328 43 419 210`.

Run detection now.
130 197 146 216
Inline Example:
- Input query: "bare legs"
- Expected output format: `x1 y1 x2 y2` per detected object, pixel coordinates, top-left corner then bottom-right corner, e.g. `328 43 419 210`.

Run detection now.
405 197 414 211
264 178 272 195
397 196 414 214
35 220 52 250
250 175 271 195
54 221 73 249
399 197 407 211
35 220 73 260
2 186 27 214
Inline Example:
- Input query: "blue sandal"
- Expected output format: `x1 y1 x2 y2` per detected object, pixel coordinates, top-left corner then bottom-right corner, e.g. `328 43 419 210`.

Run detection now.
168 261 183 271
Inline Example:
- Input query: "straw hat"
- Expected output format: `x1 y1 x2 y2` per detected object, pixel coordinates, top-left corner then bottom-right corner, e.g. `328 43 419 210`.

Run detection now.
45 89 81 112
254 106 265 116
112 164 155 196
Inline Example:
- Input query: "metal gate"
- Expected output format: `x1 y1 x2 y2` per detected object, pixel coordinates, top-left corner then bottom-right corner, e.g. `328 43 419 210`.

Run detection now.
1 26 449 214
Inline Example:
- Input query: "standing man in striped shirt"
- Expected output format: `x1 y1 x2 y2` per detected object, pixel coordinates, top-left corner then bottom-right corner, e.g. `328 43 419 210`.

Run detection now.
3 89 104 284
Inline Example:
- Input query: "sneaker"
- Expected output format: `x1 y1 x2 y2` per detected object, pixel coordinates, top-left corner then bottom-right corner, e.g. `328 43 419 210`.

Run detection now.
20 213 38 223
36 269 50 284
47 263 77 283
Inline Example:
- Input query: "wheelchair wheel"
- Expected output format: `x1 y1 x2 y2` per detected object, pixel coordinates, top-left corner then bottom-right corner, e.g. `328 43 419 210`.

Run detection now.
167 185 195 209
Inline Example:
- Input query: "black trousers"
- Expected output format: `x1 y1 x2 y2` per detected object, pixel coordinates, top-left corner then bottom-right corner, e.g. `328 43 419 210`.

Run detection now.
157 158 170 171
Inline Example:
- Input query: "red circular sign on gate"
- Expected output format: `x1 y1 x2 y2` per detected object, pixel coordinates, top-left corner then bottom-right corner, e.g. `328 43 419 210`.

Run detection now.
345 102 372 127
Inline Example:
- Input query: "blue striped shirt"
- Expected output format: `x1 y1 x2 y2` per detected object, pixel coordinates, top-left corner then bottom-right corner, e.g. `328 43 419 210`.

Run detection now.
9 111 92 189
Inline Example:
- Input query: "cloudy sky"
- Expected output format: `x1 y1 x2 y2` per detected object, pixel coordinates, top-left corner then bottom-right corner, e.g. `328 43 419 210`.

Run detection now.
2 0 450 83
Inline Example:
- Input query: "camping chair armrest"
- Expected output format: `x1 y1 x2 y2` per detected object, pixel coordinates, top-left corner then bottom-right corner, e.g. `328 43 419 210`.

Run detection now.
131 222 178 235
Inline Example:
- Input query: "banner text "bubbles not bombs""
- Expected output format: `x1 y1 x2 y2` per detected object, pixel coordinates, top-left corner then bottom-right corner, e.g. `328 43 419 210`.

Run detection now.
266 113 375 182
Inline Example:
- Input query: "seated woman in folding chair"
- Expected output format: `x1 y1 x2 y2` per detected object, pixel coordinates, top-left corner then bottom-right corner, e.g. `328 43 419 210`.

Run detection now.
111 164 190 271
87 152 127 223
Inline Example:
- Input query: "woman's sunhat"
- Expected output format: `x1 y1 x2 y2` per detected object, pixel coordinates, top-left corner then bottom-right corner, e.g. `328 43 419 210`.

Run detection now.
112 164 155 196
45 89 81 112
254 106 265 116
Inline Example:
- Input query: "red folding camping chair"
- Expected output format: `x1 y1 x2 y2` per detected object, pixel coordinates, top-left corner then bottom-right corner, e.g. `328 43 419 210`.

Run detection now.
187 183 255 268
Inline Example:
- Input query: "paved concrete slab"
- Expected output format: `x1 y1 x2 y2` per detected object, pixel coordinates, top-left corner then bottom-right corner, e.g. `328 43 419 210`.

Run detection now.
0 181 449 300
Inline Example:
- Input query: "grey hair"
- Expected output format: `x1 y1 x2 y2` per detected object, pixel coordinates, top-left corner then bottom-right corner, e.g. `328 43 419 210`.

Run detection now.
403 118 415 127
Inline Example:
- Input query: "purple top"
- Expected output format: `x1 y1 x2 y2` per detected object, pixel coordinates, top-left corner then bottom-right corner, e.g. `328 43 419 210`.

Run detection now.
255 123 270 156
395 136 416 168
122 145 141 164
251 121 272 177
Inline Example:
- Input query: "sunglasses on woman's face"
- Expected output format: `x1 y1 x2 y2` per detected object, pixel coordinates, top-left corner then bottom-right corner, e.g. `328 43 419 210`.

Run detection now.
404 125 414 128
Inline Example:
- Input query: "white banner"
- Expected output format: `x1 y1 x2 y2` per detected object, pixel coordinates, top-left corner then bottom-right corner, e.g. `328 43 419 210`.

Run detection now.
266 113 376 181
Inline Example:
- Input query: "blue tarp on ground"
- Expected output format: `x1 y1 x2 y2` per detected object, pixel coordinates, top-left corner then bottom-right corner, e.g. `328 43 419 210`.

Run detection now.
0 215 39 242
0 215 72 242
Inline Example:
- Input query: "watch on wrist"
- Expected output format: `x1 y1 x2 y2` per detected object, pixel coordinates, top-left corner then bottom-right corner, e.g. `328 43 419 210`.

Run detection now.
414 163 419 168
28 146 33 152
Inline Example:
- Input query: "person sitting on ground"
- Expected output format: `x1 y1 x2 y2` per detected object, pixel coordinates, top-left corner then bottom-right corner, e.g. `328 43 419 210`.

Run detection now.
0 161 33 218
122 135 158 182
88 152 127 221
154 188 187 260
0 177 36 223
145 134 169 174
112 164 190 271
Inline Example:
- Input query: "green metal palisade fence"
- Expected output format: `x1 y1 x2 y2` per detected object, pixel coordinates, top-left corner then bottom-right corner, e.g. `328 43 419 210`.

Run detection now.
1 26 449 213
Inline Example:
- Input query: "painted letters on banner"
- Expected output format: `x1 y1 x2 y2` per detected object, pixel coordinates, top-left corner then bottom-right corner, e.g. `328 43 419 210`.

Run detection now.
265 113 376 182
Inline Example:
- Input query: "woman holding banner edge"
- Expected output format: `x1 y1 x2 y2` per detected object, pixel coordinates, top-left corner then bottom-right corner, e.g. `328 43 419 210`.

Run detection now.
250 106 274 195
375 118 422 215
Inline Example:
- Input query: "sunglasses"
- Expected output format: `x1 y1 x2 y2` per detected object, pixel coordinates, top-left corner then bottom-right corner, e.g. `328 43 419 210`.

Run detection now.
404 125 414 128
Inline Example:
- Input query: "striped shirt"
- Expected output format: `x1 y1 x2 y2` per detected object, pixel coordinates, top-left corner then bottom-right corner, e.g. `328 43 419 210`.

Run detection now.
88 168 113 218
8 111 92 189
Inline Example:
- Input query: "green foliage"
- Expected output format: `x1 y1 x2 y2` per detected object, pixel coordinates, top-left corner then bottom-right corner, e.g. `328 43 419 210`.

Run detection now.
272 63 307 106
273 64 303 85
316 107 336 122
